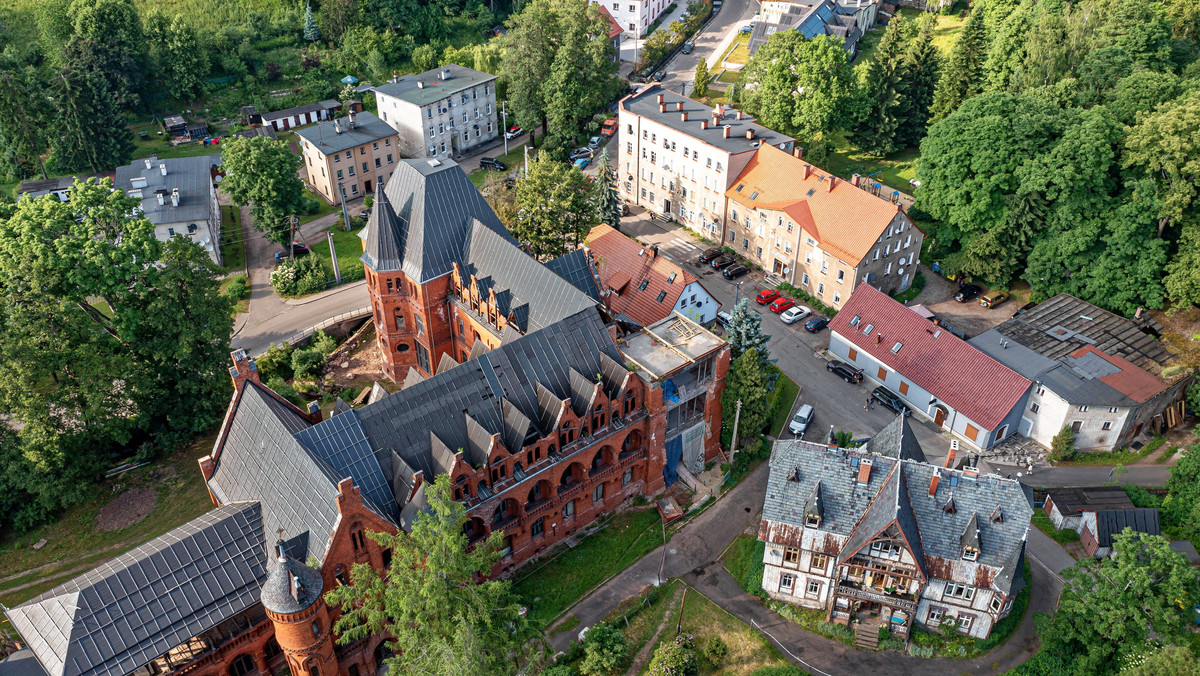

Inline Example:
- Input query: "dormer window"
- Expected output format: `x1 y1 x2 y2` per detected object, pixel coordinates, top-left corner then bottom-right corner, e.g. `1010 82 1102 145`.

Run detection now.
863 324 874 336
805 514 820 528
962 548 979 561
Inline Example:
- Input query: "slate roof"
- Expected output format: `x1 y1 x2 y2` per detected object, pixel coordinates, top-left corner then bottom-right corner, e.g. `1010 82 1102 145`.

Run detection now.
114 155 220 227
1090 508 1160 548
0 650 48 676
294 111 397 157
545 249 601 302
5 503 267 676
621 85 794 156
861 413 927 463
763 437 1032 595
726 144 908 266
259 544 324 615
372 64 496 108
586 224 708 326
832 286 1031 431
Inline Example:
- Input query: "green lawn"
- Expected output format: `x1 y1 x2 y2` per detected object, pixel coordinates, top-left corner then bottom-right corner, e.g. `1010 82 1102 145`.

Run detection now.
720 32 751 65
513 508 665 626
823 138 919 196
1031 512 1080 544
299 191 341 225
0 434 216 607
855 8 967 67
468 143 533 187
219 205 245 274
1055 436 1165 466
129 119 227 161
723 535 766 597
308 223 367 285
768 371 801 437
717 68 740 84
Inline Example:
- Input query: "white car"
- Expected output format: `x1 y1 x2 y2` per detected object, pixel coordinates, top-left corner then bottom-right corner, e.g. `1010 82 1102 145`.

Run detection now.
780 305 811 324
789 404 814 435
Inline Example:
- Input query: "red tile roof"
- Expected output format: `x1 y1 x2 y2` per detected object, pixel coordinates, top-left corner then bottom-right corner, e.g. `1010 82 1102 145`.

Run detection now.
831 286 1031 431
585 224 703 326
1070 346 1167 404
597 5 624 39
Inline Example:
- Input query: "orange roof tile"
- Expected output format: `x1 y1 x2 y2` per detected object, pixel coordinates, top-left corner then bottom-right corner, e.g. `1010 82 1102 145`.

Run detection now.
585 224 704 326
1069 346 1167 404
726 144 909 265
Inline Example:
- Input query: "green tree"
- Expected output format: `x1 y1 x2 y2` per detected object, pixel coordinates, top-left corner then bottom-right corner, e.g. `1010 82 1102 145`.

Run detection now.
855 14 907 156
317 0 360 43
721 348 771 448
1050 425 1075 461
1121 645 1199 676
412 43 439 72
304 3 321 41
579 623 627 676
646 634 697 676
896 14 940 147
1124 90 1200 238
694 56 710 98
0 64 51 179
981 0 1031 92
63 0 147 110
594 149 622 227
500 0 558 138
219 135 306 247
740 33 855 143
1164 219 1200 308
1038 531 1200 674
725 298 770 362
50 66 134 173
145 12 208 101
325 474 540 676
929 6 988 123
513 154 599 259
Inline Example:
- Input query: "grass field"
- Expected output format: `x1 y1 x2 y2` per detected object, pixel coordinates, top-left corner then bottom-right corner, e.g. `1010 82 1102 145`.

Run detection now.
468 143 531 188
299 191 341 225
309 223 367 286
219 205 245 274
854 8 967 67
0 434 216 608
722 535 765 597
1031 512 1080 545
513 508 664 626
768 372 801 437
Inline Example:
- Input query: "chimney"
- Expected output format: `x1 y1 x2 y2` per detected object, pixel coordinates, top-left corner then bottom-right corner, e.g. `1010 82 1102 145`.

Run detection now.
856 458 872 485
681 112 689 122
737 110 744 120
851 173 860 187
827 176 836 192
159 163 167 176
417 80 425 89
1135 307 1144 319
334 119 342 134
306 400 323 423
745 129 755 140
156 191 165 206
660 103 666 114
875 332 881 344
793 147 803 160
928 474 940 497
144 158 152 170
700 120 708 130
656 93 665 104
963 465 979 482
228 348 261 391
676 101 683 111
650 243 659 258
723 125 730 139
803 164 812 179
170 188 179 207
348 110 357 127
441 68 451 80
944 439 959 469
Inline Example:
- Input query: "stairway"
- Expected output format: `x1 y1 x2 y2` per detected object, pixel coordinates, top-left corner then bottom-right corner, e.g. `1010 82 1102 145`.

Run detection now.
854 622 880 649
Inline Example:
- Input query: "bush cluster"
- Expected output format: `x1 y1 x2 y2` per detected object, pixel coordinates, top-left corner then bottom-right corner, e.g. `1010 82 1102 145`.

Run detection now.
270 255 330 296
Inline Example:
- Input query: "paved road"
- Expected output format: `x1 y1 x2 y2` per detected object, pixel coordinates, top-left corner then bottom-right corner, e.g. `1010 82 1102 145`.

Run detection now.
659 0 759 94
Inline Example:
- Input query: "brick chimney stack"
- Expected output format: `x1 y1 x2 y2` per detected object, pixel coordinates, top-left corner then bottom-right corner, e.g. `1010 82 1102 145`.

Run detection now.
701 120 708 130
659 103 666 113
228 348 261 391
793 147 803 160
851 174 861 188
803 164 812 179
681 112 688 122
723 125 730 139
656 93 664 104
827 176 836 192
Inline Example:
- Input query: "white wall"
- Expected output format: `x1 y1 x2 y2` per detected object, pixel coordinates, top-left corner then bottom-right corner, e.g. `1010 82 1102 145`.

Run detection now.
1023 386 1132 452
376 80 498 160
672 281 718 324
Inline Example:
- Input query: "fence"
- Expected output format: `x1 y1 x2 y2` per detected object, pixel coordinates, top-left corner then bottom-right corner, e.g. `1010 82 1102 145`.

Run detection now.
253 306 372 356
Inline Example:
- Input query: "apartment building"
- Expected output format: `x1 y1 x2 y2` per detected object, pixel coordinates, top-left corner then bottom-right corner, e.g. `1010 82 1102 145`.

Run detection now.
373 64 499 160
114 154 223 265
295 111 399 203
618 84 794 238
596 0 672 35
723 143 921 306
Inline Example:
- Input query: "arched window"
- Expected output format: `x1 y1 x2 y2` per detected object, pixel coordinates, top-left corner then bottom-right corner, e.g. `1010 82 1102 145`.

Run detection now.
312 618 321 637
229 655 255 676
263 639 282 660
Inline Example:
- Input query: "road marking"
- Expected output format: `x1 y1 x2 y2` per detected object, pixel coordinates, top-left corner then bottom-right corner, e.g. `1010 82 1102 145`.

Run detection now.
671 238 698 251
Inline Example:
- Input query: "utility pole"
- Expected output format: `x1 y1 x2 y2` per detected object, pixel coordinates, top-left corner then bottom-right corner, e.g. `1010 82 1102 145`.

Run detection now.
501 101 510 156
729 399 743 465
288 214 298 261
328 231 341 284
338 182 351 231
524 143 530 178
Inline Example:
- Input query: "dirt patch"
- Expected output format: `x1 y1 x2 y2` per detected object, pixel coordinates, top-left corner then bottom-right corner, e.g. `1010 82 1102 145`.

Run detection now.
96 488 157 532
326 325 395 397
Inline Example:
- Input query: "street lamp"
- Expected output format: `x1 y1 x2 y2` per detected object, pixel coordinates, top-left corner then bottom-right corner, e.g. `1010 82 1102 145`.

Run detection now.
733 280 745 305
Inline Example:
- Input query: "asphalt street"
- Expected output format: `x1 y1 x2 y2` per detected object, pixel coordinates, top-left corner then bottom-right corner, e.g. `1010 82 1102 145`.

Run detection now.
658 0 759 94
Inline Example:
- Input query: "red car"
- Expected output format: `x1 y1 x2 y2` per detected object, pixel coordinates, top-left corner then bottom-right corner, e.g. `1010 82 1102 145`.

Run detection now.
770 297 795 313
756 289 780 305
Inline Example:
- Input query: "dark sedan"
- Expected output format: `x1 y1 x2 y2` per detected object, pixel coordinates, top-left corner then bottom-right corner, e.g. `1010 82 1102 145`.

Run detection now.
479 157 507 171
710 255 734 270
872 386 910 416
804 316 830 332
826 360 863 384
698 247 723 264
955 284 983 302
723 264 749 280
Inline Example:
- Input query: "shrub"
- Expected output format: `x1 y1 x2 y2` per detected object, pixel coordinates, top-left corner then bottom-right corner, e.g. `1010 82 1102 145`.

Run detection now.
270 256 330 296
310 329 338 355
579 623 628 676
299 194 321 215
291 346 326 380
224 275 249 301
542 666 575 676
817 621 854 644
907 644 935 658
750 667 806 676
266 376 306 406
1050 426 1076 462
563 640 585 663
256 342 295 380
697 636 728 671
647 634 696 676
1122 484 1163 509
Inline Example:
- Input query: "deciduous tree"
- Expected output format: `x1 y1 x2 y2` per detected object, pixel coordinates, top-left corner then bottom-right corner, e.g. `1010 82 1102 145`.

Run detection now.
740 33 855 144
1123 90 1200 238
325 474 541 676
145 11 208 101
63 0 147 110
219 135 306 246
512 153 599 259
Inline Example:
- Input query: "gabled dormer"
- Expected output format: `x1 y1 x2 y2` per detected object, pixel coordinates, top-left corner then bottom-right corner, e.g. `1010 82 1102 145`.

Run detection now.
804 480 823 529
960 512 981 562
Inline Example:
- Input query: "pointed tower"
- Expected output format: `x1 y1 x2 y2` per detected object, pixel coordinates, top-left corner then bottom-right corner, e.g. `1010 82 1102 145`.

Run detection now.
361 187 418 383
261 539 338 676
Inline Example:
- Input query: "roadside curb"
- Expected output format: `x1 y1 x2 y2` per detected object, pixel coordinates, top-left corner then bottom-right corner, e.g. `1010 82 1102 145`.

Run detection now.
283 280 367 306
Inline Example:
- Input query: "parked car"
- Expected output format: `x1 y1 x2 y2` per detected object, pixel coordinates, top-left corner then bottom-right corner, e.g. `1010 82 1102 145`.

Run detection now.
756 289 780 305
681 41 694 54
980 290 1009 308
274 242 310 263
769 297 794 313
788 404 815 435
569 147 594 161
740 25 753 33
723 264 749 280
600 118 618 137
504 125 523 140
780 305 811 324
954 284 983 302
572 156 591 170
479 157 507 171
871 386 910 416
713 0 721 10
715 311 733 329
804 316 830 332
826 360 864 384
710 255 734 269
588 136 602 150
653 70 666 81
699 247 723 264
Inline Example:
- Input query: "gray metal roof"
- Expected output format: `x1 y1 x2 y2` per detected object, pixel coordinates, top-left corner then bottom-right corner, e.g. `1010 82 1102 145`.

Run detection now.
114 155 220 227
763 439 1032 594
294 111 396 157
0 650 49 676
621 85 794 155
1092 508 1160 548
544 249 601 302
372 65 497 108
5 503 266 676
294 408 398 519
1044 486 1134 516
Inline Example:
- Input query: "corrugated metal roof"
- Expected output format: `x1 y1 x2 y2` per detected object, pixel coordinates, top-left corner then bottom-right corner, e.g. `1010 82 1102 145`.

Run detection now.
1092 508 1160 547
544 249 601 301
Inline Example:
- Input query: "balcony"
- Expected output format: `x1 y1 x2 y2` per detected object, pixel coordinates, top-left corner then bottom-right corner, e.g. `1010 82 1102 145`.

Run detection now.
835 583 917 613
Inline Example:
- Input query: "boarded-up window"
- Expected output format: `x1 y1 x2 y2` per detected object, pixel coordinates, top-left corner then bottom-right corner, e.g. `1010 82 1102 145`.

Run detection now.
848 348 858 361
899 381 909 395
965 424 979 441
877 367 887 380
